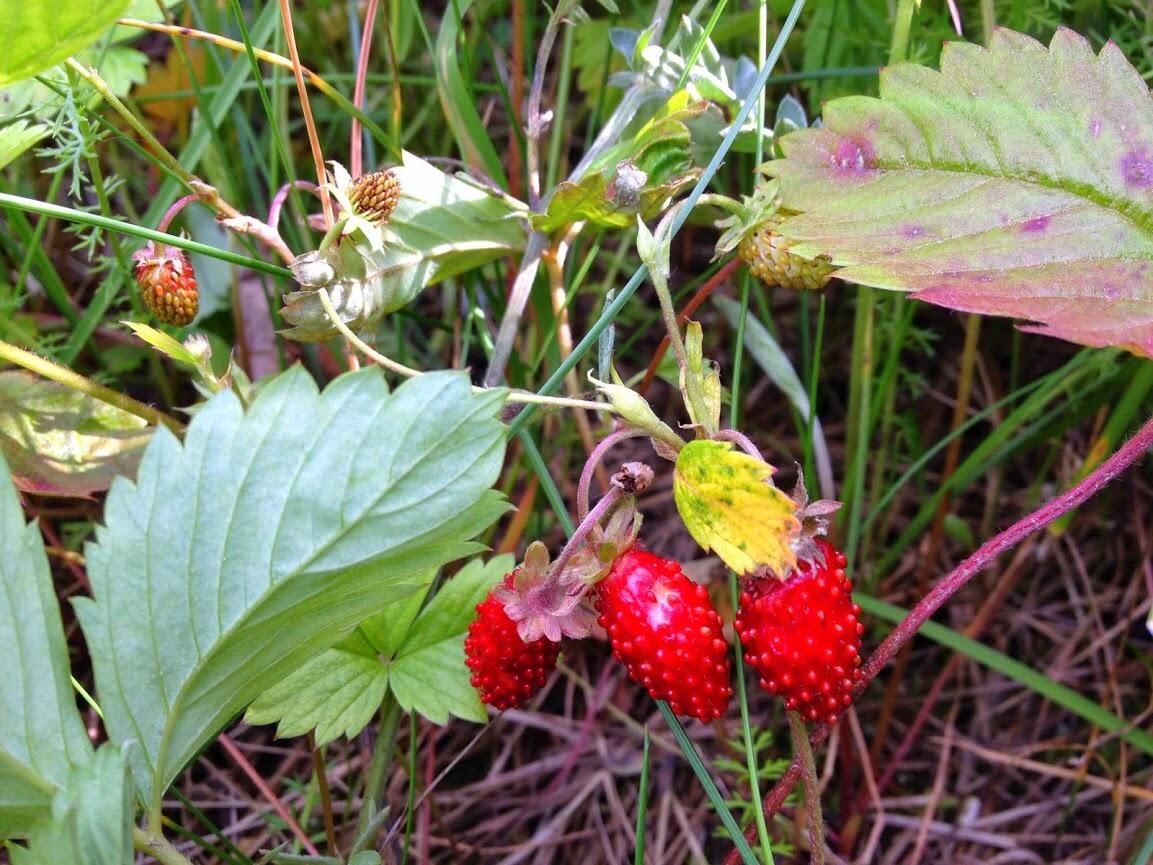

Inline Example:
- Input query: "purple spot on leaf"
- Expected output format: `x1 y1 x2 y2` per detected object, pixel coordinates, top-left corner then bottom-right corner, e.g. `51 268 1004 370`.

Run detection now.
1102 283 1122 301
830 137 874 175
1020 216 1050 233
975 274 995 283
1121 149 1153 187
1088 118 1101 138
902 224 926 239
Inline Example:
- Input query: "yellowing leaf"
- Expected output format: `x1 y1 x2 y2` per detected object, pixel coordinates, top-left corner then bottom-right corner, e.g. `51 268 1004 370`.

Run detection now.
673 439 800 576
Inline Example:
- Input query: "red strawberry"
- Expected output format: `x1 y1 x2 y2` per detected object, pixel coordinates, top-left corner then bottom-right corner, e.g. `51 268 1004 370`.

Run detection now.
133 241 199 326
465 571 560 711
734 540 863 724
595 549 732 722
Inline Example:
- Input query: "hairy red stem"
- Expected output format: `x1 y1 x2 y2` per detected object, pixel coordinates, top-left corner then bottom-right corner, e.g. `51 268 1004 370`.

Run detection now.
724 413 1153 865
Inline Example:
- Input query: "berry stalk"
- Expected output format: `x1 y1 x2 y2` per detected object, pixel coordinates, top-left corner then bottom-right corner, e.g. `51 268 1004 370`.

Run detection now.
724 412 1153 865
787 710 827 865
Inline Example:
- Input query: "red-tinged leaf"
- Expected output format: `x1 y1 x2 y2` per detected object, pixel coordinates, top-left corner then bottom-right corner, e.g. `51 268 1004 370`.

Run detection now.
765 27 1153 357
0 371 151 497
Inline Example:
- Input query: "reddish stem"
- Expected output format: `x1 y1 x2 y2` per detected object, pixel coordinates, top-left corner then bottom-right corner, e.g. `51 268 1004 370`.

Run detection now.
550 486 624 581
576 427 649 522
724 413 1153 865
714 428 763 460
156 194 199 234
350 0 379 177
267 180 320 233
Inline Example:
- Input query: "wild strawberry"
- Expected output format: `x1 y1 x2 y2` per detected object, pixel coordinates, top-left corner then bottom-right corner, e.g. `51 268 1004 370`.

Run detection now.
737 216 835 292
465 571 560 711
595 549 732 722
133 242 199 326
348 170 401 224
735 540 863 724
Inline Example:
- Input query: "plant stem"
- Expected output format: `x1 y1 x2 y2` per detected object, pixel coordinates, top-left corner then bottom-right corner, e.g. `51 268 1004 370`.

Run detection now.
133 826 197 865
349 0 381 178
0 193 294 279
157 195 200 234
356 695 404 839
787 711 827 865
549 487 624 579
576 428 651 521
0 340 183 432
279 0 333 226
317 289 609 412
117 18 396 155
714 429 764 460
525 6 566 207
725 412 1153 864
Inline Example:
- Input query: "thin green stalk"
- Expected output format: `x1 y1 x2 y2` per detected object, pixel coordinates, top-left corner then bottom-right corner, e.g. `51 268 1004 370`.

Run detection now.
657 703 761 865
133 826 197 865
356 696 404 839
0 193 293 280
633 730 652 865
730 577 776 865
507 0 807 438
0 339 183 432
889 0 917 65
228 0 309 231
673 0 730 92
64 58 200 193
841 291 875 568
544 22 576 193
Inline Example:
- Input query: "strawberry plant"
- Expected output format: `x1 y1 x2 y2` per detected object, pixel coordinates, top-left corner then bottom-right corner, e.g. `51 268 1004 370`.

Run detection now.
1 2 1152 864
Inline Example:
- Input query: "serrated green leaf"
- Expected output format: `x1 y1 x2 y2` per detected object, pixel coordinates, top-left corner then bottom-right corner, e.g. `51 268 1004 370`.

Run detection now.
247 555 511 738
0 120 48 170
74 368 509 808
245 649 390 745
0 453 92 838
389 554 515 724
767 28 1153 357
7 745 132 865
245 568 437 744
0 1 132 87
388 641 485 725
281 152 526 341
0 371 152 497
398 554 513 655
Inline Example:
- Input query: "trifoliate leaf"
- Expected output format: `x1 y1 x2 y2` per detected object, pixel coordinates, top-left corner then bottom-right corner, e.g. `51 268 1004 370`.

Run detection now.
74 368 508 808
247 555 512 740
767 28 1153 357
0 371 151 497
0 454 92 838
244 568 437 744
673 439 800 576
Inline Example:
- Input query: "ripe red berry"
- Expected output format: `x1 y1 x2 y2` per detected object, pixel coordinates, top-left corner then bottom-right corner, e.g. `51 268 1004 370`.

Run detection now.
595 549 732 722
734 540 863 724
465 571 560 711
133 242 199 326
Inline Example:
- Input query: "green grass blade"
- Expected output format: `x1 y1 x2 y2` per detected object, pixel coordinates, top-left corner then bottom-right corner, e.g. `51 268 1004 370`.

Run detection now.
657 702 761 865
